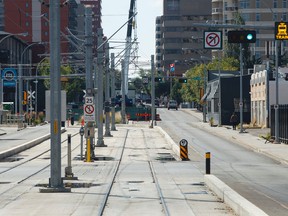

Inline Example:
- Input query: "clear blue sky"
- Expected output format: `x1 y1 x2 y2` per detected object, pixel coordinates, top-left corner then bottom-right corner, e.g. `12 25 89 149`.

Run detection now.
102 0 162 70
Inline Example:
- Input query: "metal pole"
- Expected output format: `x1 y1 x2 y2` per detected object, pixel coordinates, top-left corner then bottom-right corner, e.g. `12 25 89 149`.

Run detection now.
110 53 117 131
205 152 211 174
84 7 96 154
274 40 280 143
96 28 105 147
203 65 207 122
121 60 126 124
48 0 63 189
104 43 112 137
65 134 72 177
18 64 23 116
239 43 244 133
151 55 155 127
217 50 222 126
265 61 270 128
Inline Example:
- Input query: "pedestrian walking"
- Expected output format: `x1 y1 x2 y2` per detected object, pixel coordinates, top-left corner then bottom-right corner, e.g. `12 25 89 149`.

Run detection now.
230 112 238 130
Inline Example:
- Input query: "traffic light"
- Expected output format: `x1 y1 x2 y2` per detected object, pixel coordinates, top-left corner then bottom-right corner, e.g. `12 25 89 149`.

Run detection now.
170 63 175 72
154 77 162 82
228 30 256 43
179 78 187 83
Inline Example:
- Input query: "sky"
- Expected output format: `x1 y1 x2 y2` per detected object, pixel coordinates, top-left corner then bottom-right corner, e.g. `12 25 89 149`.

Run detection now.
101 0 162 72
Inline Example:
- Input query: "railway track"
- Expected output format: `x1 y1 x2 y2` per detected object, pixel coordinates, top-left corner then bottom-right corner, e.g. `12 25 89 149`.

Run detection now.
0 126 235 215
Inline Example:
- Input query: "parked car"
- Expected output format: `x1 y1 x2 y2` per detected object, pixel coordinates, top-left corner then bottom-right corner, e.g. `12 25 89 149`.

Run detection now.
167 100 178 110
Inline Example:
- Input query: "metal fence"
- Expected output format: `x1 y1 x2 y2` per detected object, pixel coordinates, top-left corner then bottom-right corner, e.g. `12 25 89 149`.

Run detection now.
271 104 288 144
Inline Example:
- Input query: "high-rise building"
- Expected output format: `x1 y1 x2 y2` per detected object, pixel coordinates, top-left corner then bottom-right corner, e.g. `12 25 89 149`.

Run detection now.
212 0 288 60
1 0 102 59
155 0 212 76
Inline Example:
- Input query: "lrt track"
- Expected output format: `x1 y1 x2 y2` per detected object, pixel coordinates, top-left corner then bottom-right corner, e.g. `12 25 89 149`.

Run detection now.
99 129 172 216
0 130 80 199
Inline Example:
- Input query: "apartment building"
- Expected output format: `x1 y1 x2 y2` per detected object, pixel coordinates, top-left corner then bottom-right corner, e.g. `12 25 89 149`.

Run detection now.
156 0 212 76
212 0 288 60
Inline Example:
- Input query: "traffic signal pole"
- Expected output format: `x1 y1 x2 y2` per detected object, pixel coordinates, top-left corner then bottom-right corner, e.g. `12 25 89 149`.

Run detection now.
239 44 244 133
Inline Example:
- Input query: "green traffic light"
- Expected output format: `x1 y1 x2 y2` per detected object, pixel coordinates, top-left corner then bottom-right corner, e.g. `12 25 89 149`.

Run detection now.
247 33 253 40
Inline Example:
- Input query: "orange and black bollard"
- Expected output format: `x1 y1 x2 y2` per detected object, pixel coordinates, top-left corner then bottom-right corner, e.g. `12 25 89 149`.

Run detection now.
179 139 189 161
206 152 211 174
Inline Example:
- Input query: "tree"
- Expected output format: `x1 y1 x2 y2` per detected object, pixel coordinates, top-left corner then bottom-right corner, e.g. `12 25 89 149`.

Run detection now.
180 57 239 105
38 59 85 103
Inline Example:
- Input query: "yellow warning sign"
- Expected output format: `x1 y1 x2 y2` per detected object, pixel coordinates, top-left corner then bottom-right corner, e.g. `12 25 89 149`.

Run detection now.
275 22 288 40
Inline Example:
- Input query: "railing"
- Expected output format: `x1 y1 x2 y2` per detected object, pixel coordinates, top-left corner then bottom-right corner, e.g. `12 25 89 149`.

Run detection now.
5 114 24 125
271 104 288 144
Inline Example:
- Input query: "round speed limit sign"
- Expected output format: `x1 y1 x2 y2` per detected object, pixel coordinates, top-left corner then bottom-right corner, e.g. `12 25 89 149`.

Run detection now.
179 139 188 147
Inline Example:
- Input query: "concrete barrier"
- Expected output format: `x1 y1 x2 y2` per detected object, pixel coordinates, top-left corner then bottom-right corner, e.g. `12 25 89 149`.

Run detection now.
205 175 269 216
155 126 180 160
0 128 66 160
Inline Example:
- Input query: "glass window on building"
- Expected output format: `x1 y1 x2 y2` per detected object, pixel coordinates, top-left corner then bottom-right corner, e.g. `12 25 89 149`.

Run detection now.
256 0 260 8
256 13 260 21
241 14 250 22
273 0 277 8
167 0 180 11
239 0 250 9
284 0 287 8
282 13 287 21
274 13 278 21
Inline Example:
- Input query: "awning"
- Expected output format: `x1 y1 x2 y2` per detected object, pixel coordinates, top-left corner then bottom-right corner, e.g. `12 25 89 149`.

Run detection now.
200 84 211 102
206 80 219 100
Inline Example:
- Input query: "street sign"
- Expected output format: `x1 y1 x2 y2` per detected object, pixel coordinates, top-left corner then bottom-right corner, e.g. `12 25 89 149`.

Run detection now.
275 22 288 40
85 96 94 105
2 68 17 81
204 31 222 49
84 104 95 122
28 90 35 99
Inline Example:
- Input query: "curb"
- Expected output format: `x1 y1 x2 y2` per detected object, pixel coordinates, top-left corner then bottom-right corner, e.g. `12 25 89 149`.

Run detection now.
0 128 66 160
156 122 269 216
205 175 268 216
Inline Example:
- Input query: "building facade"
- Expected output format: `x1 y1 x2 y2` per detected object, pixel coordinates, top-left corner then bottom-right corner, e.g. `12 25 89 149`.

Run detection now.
212 0 288 60
155 0 212 77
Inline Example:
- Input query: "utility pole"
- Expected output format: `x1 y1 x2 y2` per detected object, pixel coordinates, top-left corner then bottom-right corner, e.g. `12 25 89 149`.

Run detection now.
121 60 126 124
104 43 112 137
150 55 155 128
110 53 117 131
40 0 69 192
239 44 244 133
84 6 95 158
49 0 62 189
96 28 106 147
217 50 222 126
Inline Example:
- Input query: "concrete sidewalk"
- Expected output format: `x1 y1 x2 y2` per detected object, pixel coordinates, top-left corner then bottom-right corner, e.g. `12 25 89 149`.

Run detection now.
0 117 273 216
184 109 288 165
